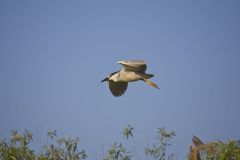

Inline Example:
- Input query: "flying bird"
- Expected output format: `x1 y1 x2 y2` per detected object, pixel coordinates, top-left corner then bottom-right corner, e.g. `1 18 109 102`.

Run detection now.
101 60 159 97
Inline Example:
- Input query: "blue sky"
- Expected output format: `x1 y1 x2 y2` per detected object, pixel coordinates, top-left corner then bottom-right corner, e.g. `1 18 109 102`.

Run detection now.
1 0 240 159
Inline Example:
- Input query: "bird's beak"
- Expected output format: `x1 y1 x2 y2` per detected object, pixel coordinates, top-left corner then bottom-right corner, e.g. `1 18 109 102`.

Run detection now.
101 77 108 82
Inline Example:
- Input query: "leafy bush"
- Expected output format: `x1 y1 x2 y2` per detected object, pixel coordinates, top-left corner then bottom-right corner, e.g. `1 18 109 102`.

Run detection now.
144 128 176 160
0 130 87 160
102 126 176 160
0 129 35 160
1 127 239 160
188 136 240 160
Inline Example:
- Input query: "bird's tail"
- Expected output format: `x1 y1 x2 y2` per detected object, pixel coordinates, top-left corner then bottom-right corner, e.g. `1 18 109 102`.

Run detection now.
136 73 154 79
146 74 154 79
143 79 160 89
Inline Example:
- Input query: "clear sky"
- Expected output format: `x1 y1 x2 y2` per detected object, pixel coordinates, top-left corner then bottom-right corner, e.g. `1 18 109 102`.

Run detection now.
1 0 240 159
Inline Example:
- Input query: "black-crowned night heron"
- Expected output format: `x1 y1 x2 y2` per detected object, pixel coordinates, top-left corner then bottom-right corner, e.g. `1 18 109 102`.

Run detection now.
101 60 159 97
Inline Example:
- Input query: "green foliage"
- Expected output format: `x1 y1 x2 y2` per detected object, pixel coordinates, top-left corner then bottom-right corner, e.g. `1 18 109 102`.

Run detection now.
216 140 240 160
102 127 175 160
39 130 87 160
0 130 87 160
0 127 176 160
122 125 134 140
1 127 239 160
102 125 134 160
200 140 240 160
188 136 240 160
102 143 132 160
0 130 35 160
144 128 176 160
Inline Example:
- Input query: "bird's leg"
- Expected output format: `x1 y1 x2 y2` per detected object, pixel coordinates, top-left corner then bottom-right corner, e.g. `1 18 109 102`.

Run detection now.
142 79 160 89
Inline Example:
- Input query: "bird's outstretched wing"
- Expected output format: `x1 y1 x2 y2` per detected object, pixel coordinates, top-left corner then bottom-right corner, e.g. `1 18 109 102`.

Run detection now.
117 60 147 73
109 81 128 97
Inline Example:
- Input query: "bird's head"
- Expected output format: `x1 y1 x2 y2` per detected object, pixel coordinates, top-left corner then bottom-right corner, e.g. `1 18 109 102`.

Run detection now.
101 71 118 82
100 76 109 82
